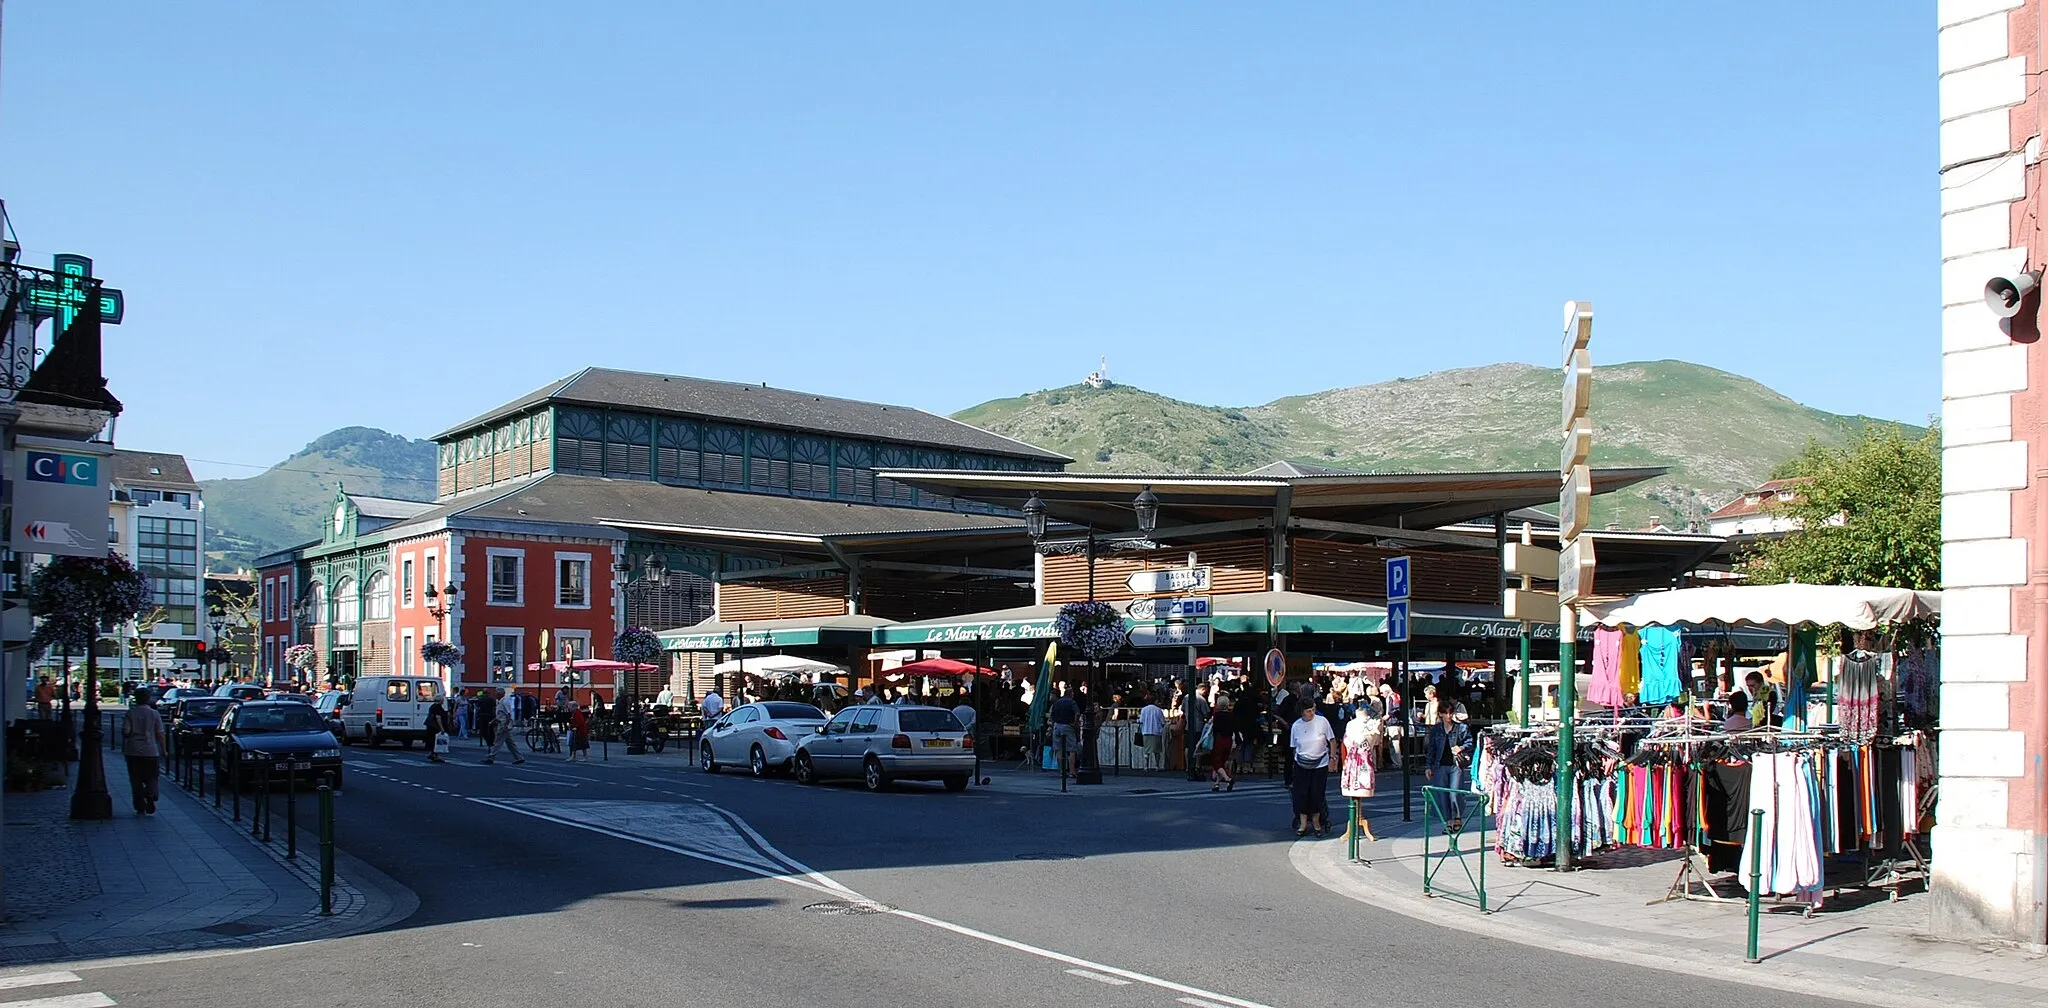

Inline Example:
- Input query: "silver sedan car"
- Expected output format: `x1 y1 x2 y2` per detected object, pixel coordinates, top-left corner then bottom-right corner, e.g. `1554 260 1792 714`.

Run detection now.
699 702 830 777
793 704 975 792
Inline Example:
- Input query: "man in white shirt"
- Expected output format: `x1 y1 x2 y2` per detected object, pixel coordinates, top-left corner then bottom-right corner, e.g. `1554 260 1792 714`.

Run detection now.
700 691 725 721
1138 698 1167 770
1289 702 1338 836
483 687 526 765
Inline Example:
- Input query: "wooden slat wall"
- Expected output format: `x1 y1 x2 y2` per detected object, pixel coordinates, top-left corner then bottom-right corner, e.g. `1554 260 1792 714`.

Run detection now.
1042 538 1268 604
438 467 456 498
716 577 850 622
1290 539 1497 605
859 573 1030 622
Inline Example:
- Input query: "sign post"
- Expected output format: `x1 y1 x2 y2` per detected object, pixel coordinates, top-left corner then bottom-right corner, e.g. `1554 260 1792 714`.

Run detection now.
1555 300 1594 871
1387 556 1413 822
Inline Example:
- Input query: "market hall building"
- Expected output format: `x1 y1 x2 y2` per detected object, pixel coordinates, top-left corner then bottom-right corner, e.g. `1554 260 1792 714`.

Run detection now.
255 367 1068 698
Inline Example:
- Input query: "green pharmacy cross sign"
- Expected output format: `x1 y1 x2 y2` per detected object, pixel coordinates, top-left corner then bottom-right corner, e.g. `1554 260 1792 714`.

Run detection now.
23 254 124 329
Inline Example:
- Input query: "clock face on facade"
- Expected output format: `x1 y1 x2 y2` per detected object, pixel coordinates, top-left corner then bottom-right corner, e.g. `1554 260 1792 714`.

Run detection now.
335 503 347 536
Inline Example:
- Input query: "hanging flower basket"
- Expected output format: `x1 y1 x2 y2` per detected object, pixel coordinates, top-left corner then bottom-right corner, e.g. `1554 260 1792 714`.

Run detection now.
1054 601 1127 661
284 644 319 671
613 626 662 666
420 640 463 668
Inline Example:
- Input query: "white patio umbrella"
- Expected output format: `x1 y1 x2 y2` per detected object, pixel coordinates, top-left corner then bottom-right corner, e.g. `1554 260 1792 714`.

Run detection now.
710 653 844 678
1581 584 1941 631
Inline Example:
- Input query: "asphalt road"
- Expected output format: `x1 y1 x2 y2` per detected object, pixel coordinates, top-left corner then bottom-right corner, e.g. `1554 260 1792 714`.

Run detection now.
54 744 1864 1008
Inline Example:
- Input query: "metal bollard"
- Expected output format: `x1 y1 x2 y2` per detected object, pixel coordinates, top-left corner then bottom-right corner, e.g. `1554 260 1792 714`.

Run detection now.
1348 797 1360 862
232 760 242 821
286 764 298 860
196 747 205 800
1746 808 1765 963
317 783 335 916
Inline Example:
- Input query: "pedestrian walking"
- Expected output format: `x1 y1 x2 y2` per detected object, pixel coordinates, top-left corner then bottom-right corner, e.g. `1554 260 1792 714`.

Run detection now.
34 675 54 720
1424 704 1474 833
1207 699 1235 791
483 687 525 765
1048 683 1080 776
1137 695 1166 770
453 690 469 739
122 687 167 816
471 689 495 748
567 701 591 761
1340 702 1383 844
424 696 454 763
1289 699 1336 837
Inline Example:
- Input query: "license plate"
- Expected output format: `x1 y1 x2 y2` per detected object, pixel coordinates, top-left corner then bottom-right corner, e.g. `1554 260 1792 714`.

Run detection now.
922 738 954 748
274 761 313 771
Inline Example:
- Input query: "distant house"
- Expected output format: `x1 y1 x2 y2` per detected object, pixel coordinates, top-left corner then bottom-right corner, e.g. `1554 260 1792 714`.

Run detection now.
1706 479 1807 538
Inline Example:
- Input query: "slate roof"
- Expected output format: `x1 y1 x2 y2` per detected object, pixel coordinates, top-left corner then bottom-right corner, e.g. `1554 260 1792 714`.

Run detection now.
1243 460 1361 478
454 474 1020 539
109 450 197 489
433 367 1070 463
345 493 437 521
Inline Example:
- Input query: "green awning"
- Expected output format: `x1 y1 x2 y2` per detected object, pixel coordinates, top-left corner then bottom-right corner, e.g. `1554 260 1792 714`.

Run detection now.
661 614 895 651
873 605 1064 646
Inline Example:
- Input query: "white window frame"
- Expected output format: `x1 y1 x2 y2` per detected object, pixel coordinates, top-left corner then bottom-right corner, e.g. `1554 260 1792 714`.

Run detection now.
485 547 525 606
424 550 440 598
486 627 524 683
554 629 593 663
555 551 593 609
401 630 415 677
262 578 274 622
400 555 416 609
366 571 393 620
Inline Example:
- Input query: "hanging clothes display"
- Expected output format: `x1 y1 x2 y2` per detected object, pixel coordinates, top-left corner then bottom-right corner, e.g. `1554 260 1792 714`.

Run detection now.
1636 626 1684 706
1479 731 1619 865
1699 760 1751 873
1614 762 1686 848
1587 627 1627 709
1839 650 1883 744
1738 751 1825 906
1895 648 1939 728
1619 627 1643 699
1783 627 1818 731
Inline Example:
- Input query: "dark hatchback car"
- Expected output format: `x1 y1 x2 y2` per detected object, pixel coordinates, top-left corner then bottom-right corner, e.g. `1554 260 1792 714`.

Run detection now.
169 696 239 753
215 701 343 790
214 684 267 702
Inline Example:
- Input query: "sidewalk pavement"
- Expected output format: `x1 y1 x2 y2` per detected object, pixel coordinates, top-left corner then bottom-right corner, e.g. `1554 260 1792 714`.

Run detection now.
0 747 415 968
1293 799 2048 1008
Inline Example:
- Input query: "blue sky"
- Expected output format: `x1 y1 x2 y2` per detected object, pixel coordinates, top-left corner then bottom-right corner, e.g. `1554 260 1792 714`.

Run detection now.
1 2 1932 479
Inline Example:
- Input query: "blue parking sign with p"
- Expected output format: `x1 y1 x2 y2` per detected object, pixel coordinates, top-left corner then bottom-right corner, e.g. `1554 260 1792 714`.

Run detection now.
1385 556 1410 601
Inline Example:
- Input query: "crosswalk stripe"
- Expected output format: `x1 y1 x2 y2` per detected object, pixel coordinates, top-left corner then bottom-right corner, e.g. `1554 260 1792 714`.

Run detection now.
0 975 78 991
0 993 115 1008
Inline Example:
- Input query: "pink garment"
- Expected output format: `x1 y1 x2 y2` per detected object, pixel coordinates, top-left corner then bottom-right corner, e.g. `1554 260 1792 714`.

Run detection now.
1586 626 1626 709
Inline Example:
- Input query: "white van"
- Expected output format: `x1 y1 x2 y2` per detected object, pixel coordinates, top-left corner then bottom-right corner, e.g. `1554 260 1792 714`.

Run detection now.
339 676 446 747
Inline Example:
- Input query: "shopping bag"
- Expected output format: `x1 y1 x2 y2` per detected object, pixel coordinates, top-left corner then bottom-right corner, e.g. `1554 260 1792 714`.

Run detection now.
1041 745 1056 770
433 733 450 756
1196 723 1214 754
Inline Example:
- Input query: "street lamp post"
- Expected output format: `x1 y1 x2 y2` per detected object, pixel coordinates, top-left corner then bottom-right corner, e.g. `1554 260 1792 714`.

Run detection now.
425 582 458 693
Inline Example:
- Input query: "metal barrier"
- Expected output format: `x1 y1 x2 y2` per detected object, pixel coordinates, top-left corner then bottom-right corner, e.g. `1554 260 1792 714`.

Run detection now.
194 748 337 911
1420 785 1492 912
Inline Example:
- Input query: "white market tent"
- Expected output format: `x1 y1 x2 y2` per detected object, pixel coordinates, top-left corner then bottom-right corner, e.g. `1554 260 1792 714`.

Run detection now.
710 653 845 678
1580 584 1941 631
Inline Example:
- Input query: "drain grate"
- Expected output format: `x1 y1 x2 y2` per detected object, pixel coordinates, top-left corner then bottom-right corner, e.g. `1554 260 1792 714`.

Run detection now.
802 899 894 916
1014 852 1083 861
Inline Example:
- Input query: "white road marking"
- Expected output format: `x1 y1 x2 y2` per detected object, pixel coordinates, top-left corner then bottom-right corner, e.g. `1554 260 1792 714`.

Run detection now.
1179 998 1236 1008
0 994 115 1008
0 976 78 991
1064 968 1133 986
504 778 579 787
467 795 1273 1008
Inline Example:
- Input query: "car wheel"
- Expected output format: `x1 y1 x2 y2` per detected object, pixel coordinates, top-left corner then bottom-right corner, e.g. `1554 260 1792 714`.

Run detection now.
863 757 888 793
338 726 354 746
701 744 720 774
749 745 768 778
368 727 382 748
943 776 969 792
794 752 817 785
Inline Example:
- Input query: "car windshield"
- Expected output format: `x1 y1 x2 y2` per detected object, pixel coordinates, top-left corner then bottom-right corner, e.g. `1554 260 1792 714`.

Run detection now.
898 710 963 733
234 706 330 733
181 700 235 719
762 703 826 721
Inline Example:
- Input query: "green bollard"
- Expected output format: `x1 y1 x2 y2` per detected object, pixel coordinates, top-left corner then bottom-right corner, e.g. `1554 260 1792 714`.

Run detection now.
285 764 298 860
1746 808 1764 963
1348 797 1359 862
317 783 335 916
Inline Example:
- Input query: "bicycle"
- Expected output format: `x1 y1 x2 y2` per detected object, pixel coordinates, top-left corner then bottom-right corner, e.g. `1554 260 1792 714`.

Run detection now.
523 717 562 754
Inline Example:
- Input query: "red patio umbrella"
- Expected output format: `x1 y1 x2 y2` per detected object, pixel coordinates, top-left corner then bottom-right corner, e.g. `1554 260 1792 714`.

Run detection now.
882 657 995 678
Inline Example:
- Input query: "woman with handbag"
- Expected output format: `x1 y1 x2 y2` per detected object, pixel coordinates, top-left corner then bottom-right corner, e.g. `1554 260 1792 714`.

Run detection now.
1206 700 1235 791
1424 706 1474 833
424 698 454 764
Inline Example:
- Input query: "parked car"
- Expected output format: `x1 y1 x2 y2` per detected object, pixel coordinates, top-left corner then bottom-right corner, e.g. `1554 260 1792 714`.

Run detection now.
169 696 239 754
265 690 313 704
338 675 446 747
214 700 342 790
699 702 829 777
214 684 267 702
157 686 212 707
791 705 974 792
312 691 349 737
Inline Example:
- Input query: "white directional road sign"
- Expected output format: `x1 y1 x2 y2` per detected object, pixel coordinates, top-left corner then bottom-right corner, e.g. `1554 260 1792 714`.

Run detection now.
1125 567 1211 596
1560 464 1593 539
1502 542 1559 579
1386 600 1411 643
1559 535 1598 604
1128 622 1212 647
1126 596 1212 621
1385 556 1411 601
1504 587 1561 624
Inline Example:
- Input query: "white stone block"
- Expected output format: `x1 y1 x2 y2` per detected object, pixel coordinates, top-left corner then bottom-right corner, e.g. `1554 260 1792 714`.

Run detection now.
1943 301 2013 354
1943 156 2025 212
1939 729 2026 777
1941 14 2010 73
1944 489 2013 540
1941 57 2027 121
1942 204 2012 259
1943 247 2028 306
1943 586 2014 634
1943 438 2030 493
1932 783 2011 832
1942 109 2015 168
1940 0 2023 29
1941 344 2023 399
1941 633 2028 681
1944 537 2028 585
1941 682 2012 730
1942 392 2013 445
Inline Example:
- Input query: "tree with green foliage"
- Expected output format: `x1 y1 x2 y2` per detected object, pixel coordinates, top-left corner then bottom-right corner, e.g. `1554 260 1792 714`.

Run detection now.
1742 426 1940 591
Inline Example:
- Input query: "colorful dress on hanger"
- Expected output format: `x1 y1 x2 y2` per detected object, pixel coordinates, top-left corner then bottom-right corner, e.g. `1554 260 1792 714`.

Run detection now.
1636 626 1684 705
1587 627 1627 709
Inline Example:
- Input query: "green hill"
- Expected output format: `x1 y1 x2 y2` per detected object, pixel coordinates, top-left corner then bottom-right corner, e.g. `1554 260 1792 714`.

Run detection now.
202 427 438 570
954 361 1919 529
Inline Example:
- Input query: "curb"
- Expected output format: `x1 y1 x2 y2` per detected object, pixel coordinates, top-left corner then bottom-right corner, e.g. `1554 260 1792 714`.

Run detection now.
1289 837 2037 1008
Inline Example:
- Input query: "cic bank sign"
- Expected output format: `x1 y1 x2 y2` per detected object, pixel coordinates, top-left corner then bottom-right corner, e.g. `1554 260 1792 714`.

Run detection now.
10 443 110 557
